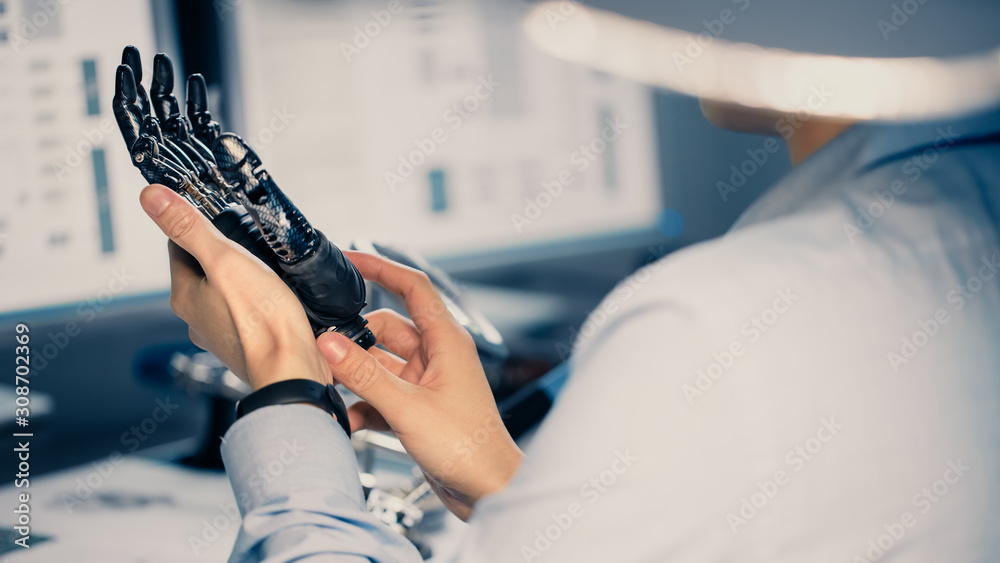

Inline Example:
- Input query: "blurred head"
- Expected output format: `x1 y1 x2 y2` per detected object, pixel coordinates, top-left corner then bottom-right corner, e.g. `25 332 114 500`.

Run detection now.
529 0 1000 135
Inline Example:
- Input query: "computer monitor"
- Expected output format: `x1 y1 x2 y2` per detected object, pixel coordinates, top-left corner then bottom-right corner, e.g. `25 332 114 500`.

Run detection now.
0 0 663 315
235 0 662 263
0 0 171 313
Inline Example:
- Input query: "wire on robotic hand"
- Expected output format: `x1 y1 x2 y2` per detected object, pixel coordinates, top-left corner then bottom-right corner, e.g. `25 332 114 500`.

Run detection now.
112 46 375 349
213 134 371 339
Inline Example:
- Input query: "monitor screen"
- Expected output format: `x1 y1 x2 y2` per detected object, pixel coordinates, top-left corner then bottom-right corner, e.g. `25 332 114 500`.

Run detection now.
0 0 663 315
236 0 662 260
0 0 168 314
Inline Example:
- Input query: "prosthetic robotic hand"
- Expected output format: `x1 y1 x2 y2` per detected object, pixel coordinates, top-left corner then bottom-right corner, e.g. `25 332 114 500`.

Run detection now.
113 46 375 349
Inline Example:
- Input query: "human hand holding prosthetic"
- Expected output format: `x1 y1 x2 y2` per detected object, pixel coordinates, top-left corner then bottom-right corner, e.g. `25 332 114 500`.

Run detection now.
140 185 332 391
113 46 375 349
318 252 524 521
115 46 521 521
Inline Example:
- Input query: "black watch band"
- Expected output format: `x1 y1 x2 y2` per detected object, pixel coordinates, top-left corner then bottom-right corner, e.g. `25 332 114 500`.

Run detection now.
236 379 351 437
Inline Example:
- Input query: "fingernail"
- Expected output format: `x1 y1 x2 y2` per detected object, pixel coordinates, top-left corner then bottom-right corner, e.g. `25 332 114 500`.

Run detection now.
140 186 171 218
323 334 350 363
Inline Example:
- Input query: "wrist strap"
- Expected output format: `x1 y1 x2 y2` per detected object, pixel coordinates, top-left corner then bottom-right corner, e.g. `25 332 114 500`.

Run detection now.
236 379 351 437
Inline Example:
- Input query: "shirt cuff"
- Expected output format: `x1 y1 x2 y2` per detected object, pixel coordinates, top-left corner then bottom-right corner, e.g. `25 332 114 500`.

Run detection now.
220 404 363 517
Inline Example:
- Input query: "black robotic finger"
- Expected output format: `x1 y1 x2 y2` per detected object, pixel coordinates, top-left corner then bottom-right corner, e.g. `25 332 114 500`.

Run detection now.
113 65 144 151
139 114 164 143
121 45 151 117
143 55 220 181
150 53 177 126
116 63 191 193
150 54 203 153
140 116 179 165
187 74 222 145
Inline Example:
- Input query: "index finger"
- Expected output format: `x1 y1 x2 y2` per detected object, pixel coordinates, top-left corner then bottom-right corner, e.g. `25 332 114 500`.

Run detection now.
150 53 178 124
343 250 466 341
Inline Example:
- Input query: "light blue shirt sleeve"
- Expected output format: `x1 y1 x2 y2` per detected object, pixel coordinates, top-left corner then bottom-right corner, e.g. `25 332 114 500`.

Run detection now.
220 404 423 563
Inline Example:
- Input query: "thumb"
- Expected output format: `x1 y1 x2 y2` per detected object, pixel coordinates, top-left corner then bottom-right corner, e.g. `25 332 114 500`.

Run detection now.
318 331 412 415
140 184 228 268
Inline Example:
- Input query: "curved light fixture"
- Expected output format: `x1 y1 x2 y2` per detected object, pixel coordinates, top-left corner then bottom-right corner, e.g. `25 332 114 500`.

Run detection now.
524 1 1000 121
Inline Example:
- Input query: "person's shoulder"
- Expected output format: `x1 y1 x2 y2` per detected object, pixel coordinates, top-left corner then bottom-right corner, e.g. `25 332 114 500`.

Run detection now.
567 225 829 359
614 221 838 318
